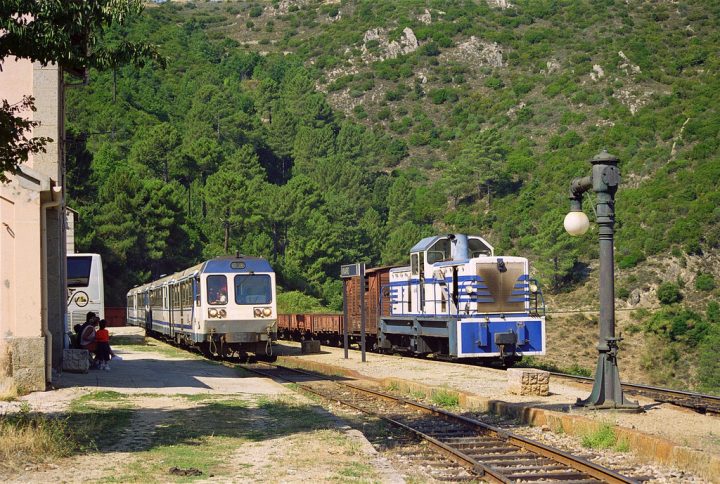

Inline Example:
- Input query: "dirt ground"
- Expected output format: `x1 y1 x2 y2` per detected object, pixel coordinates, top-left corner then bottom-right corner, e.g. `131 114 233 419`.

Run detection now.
0 329 404 483
2 326 718 483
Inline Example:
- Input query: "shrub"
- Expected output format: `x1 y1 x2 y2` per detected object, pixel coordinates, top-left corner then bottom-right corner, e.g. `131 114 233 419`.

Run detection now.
484 76 504 89
698 328 720 394
419 42 440 57
645 306 708 345
618 252 644 269
695 273 715 291
249 6 263 18
277 291 327 313
657 283 682 304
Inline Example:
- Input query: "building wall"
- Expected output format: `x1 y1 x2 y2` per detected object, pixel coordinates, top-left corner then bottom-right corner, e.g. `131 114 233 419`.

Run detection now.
0 58 66 395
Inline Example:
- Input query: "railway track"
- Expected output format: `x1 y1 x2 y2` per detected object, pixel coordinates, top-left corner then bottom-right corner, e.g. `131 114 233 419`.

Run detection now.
551 372 720 415
242 362 639 484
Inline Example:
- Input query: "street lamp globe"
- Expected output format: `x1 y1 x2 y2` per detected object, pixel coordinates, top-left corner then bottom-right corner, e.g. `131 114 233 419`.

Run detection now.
564 210 590 236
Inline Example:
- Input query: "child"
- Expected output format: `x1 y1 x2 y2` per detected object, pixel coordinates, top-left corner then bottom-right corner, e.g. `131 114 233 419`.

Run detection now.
95 319 111 371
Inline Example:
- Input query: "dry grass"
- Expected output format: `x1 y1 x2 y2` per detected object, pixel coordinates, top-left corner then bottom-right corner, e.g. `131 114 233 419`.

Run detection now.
0 404 71 473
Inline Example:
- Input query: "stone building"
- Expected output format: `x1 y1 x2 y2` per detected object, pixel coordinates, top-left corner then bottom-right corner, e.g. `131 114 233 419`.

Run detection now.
0 58 67 394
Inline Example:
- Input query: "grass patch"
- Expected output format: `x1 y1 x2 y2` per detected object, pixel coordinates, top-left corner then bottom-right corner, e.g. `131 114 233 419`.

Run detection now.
0 404 73 472
0 391 137 475
67 392 134 451
71 390 128 406
109 335 146 346
430 389 460 409
336 461 375 479
581 423 629 452
385 381 399 392
108 395 337 482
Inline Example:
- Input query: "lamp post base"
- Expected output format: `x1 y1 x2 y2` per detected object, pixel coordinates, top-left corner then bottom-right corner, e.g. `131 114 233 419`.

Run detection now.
575 350 641 412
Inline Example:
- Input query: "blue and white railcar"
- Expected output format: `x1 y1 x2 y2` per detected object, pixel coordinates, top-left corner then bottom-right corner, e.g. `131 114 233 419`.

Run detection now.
380 234 545 364
127 255 277 359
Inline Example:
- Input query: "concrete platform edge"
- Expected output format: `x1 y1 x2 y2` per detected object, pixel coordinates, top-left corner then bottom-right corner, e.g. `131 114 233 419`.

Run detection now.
278 355 720 483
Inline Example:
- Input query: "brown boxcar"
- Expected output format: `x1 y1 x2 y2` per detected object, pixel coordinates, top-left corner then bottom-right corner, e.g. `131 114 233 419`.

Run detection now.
343 266 394 337
277 265 396 347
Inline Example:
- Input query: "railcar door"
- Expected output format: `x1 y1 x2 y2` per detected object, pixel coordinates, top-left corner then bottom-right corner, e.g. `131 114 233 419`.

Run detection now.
168 283 175 338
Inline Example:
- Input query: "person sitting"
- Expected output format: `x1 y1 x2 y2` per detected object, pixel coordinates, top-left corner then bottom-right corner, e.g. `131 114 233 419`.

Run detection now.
71 324 81 348
80 317 98 367
95 320 111 371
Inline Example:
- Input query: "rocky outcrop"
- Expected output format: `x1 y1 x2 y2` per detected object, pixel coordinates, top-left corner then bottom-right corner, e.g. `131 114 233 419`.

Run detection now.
613 87 653 115
618 50 641 75
488 0 514 9
417 8 432 24
361 27 418 61
453 36 504 68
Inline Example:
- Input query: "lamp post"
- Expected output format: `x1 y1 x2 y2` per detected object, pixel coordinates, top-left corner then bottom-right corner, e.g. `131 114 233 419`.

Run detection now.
564 150 639 410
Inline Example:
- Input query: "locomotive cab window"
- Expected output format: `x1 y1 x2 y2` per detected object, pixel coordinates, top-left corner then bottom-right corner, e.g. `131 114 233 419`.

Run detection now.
469 238 492 257
427 238 450 263
411 253 420 275
235 274 272 305
206 275 228 305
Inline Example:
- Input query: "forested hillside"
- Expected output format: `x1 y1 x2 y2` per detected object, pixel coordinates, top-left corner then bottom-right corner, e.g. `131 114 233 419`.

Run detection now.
66 0 720 391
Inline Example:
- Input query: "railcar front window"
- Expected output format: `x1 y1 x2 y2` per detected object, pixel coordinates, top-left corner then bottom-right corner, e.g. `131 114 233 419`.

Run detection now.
234 275 272 305
207 275 228 305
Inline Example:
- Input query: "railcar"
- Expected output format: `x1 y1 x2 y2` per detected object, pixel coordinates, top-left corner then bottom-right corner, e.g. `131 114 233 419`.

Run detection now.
278 234 545 365
126 255 277 359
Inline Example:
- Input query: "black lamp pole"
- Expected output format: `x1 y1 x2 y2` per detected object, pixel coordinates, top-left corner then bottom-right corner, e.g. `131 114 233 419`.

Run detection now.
566 150 639 410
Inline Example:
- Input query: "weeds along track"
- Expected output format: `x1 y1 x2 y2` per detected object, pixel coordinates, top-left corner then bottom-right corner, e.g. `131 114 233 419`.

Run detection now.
242 362 638 484
551 372 720 415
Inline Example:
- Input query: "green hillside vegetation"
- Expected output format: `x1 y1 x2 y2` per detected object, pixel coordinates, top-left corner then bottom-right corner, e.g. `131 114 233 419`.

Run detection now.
65 0 720 392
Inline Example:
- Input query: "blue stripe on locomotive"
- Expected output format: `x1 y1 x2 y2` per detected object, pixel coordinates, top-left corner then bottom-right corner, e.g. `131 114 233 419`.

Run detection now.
203 258 273 273
458 319 544 356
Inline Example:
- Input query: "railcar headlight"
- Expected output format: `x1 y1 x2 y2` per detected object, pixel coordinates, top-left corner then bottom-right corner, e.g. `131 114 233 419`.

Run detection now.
208 308 218 318
529 283 539 294
219 309 227 318
254 308 262 317
262 307 272 317
465 286 475 294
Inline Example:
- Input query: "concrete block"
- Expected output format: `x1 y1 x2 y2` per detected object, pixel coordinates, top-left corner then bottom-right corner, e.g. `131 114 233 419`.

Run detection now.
62 349 89 373
507 368 550 396
301 340 321 354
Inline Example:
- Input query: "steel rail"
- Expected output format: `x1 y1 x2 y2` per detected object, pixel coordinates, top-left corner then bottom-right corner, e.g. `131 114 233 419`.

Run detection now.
342 381 636 484
245 362 638 484
551 371 720 414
